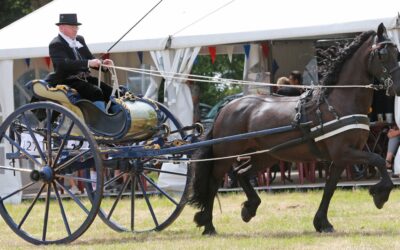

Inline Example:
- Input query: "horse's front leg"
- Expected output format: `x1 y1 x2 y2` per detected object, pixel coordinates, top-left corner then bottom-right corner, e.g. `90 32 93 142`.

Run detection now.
236 168 261 223
341 149 393 208
366 152 394 208
313 162 343 233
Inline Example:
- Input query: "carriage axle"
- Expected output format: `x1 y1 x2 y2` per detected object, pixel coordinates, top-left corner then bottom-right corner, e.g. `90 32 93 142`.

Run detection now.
29 166 53 182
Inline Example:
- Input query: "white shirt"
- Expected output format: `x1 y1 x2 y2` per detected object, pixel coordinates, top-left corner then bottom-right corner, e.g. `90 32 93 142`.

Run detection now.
59 32 83 49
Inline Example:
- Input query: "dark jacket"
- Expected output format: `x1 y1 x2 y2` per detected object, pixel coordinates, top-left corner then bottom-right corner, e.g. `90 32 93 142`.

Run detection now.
276 86 302 96
46 34 94 84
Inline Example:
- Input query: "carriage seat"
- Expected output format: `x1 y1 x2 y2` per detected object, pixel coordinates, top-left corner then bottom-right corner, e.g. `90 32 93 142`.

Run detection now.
26 79 128 137
75 99 127 136
26 79 81 105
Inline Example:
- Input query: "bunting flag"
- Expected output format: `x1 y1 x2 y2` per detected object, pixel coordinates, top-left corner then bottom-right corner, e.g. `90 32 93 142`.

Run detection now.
261 43 269 58
243 44 250 59
225 45 234 63
137 51 143 64
272 59 279 75
44 57 51 69
24 58 30 68
208 46 216 64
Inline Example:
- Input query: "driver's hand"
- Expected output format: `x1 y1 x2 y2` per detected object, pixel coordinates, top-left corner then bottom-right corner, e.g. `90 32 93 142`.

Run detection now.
88 59 101 68
103 59 114 66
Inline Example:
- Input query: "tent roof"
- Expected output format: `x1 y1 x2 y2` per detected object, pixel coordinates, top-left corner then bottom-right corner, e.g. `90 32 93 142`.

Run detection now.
0 0 399 60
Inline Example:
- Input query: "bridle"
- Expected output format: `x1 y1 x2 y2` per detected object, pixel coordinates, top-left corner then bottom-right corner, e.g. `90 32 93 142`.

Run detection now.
369 39 400 95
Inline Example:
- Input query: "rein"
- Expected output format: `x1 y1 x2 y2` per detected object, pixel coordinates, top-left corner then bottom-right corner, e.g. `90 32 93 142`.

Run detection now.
106 64 378 90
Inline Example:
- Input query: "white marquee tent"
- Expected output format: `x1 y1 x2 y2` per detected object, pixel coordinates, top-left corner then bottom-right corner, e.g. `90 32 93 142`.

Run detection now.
0 0 399 59
0 0 399 202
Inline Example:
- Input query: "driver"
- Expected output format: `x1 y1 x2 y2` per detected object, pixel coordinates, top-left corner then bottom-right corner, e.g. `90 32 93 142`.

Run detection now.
45 13 113 111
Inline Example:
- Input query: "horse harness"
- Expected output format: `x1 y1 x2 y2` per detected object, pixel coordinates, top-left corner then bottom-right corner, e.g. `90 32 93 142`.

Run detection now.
281 36 399 160
278 89 370 160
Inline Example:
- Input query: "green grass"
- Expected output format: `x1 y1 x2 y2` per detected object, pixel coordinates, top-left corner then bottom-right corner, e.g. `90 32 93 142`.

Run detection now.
2 188 400 249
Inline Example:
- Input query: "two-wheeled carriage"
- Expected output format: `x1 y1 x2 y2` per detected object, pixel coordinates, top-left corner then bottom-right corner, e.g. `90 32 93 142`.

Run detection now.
0 79 200 244
0 79 290 244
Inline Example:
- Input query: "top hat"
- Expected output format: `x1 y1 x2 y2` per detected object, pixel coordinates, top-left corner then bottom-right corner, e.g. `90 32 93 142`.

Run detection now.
56 13 82 26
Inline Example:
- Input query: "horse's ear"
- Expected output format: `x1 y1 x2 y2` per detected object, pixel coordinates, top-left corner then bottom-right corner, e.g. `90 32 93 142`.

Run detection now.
377 23 388 41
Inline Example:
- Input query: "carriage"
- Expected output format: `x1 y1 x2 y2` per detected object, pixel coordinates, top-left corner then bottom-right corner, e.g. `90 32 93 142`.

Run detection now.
0 23 399 245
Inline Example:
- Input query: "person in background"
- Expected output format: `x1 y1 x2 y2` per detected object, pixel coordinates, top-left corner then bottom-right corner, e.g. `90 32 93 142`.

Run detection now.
288 70 303 86
276 76 290 86
276 71 302 96
45 13 114 111
386 125 400 177
390 95 400 178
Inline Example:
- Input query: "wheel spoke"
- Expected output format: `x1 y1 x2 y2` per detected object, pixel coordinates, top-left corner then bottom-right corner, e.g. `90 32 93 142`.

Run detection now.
106 177 130 220
20 113 47 164
3 134 42 166
54 149 91 172
104 171 125 188
130 174 136 231
143 166 187 176
53 113 66 134
137 174 158 227
18 183 46 229
0 182 36 202
142 174 179 206
46 109 53 167
42 184 51 241
52 182 71 236
56 174 95 184
0 166 33 173
55 180 89 215
52 121 75 168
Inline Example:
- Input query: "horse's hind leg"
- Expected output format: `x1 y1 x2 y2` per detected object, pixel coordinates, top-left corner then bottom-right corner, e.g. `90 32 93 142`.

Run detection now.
194 176 220 235
313 163 344 233
233 159 262 221
236 169 261 223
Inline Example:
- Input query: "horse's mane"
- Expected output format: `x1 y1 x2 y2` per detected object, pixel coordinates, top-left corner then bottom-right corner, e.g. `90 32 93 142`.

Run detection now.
317 30 376 86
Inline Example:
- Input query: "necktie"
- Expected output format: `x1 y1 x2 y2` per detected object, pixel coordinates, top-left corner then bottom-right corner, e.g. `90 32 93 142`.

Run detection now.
73 47 82 60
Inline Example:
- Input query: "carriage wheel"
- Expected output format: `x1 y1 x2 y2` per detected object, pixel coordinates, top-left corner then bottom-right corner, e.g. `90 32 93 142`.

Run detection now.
95 103 191 232
0 102 103 245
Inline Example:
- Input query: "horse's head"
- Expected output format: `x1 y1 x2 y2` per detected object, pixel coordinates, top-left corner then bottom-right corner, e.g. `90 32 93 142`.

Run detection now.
368 23 400 96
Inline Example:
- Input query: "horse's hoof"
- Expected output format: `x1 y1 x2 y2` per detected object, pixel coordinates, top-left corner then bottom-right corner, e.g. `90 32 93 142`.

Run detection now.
372 195 384 209
202 228 217 236
241 207 253 223
313 215 334 233
369 183 392 209
319 226 335 233
194 211 208 227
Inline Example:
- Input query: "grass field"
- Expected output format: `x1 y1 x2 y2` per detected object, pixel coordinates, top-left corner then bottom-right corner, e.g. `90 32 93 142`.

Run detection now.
2 188 400 249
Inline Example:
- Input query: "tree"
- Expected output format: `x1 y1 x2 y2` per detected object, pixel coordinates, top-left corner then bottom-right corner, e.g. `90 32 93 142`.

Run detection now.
0 0 51 29
191 54 244 105
0 0 32 29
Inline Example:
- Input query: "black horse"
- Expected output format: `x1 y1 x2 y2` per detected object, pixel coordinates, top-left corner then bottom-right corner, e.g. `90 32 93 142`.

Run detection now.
189 23 400 235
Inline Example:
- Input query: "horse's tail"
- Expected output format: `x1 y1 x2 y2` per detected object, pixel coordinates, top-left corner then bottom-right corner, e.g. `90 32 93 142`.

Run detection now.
188 128 215 211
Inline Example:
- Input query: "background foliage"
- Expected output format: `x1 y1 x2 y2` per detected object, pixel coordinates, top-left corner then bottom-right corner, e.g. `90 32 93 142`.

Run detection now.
0 0 32 29
191 54 244 106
